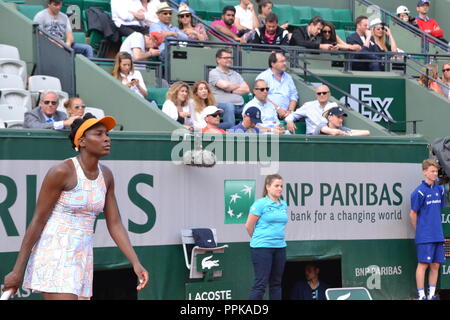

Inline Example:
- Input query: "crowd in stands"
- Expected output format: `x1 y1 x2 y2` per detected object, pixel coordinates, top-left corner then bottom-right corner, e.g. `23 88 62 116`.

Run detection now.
6 0 450 133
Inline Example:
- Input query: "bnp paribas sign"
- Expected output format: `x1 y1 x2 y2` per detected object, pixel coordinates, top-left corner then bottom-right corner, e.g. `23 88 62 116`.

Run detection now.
224 180 256 224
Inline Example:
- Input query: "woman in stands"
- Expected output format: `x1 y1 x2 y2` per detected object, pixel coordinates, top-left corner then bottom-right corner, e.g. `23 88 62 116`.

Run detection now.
440 63 450 100
189 80 217 131
245 174 288 300
257 0 288 29
2 113 149 300
177 4 207 41
320 21 360 51
162 81 194 130
64 97 86 118
112 52 148 99
419 64 443 95
370 20 398 54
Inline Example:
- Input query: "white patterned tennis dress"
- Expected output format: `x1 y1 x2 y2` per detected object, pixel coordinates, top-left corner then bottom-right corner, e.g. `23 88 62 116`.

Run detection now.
23 157 106 298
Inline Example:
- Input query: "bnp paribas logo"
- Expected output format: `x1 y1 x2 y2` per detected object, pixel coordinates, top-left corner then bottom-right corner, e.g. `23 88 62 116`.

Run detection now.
224 180 256 224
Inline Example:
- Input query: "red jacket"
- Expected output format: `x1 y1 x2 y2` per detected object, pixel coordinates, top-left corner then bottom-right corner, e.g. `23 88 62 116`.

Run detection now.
416 16 444 39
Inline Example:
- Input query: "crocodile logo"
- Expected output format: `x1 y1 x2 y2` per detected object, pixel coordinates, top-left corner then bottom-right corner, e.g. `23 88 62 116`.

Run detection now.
202 255 220 270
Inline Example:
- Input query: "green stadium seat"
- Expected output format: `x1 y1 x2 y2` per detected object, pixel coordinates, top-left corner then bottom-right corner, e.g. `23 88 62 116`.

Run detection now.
335 29 346 41
272 4 296 26
192 0 222 21
62 0 84 11
84 0 110 12
17 4 44 21
148 88 168 109
292 6 312 26
4 0 25 4
312 7 334 22
333 9 354 29
73 31 87 44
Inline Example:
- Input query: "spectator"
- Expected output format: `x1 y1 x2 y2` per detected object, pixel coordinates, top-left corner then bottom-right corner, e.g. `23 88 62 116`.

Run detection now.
208 48 250 129
346 16 382 71
255 52 298 113
416 0 447 43
243 79 287 134
119 31 161 61
229 106 261 133
177 4 207 41
64 97 86 118
234 0 259 40
251 13 289 46
285 85 335 135
245 174 288 300
189 80 217 131
149 2 188 53
418 64 443 95
369 18 399 70
321 21 361 51
112 51 148 98
111 0 149 37
24 90 79 129
140 0 161 27
314 106 371 136
200 106 226 134
210 6 246 43
290 16 335 50
162 81 194 129
290 263 329 300
257 0 288 29
396 5 418 27
34 0 94 58
410 159 446 300
440 63 450 100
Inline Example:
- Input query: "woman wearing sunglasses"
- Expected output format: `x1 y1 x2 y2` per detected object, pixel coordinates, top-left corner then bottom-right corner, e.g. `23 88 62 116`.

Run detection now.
177 4 207 41
440 63 450 100
64 97 87 118
320 21 360 51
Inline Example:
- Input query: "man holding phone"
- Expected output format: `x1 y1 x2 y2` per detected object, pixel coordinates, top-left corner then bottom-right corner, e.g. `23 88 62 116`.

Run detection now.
289 16 336 50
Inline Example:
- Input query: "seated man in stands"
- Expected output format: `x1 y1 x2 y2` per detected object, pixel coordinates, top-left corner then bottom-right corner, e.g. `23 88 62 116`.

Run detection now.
415 0 447 43
291 263 329 300
119 31 162 61
211 6 246 43
255 52 298 113
149 2 188 54
243 79 287 134
346 16 382 71
228 106 261 133
314 106 370 136
111 0 150 37
200 106 226 134
251 13 289 46
285 85 335 135
289 16 335 50
24 90 79 130
34 0 94 58
208 48 250 129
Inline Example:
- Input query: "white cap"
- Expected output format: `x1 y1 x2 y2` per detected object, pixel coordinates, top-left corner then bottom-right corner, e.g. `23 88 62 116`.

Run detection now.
369 18 384 29
201 106 223 119
396 5 410 15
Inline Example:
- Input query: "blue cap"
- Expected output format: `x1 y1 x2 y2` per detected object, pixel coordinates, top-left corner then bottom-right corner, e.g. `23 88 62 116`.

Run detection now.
327 107 348 117
417 0 430 6
244 107 262 124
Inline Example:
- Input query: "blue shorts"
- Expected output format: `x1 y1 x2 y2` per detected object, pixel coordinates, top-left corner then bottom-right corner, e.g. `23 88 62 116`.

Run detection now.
416 242 446 263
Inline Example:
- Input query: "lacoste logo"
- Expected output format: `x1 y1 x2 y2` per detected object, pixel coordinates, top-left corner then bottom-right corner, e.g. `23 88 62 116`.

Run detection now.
202 255 219 270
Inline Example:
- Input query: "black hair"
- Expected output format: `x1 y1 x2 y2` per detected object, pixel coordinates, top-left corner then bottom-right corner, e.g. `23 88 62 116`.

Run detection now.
266 12 278 23
68 112 96 150
268 51 284 68
222 5 236 15
309 16 324 26
355 15 368 26
258 0 272 14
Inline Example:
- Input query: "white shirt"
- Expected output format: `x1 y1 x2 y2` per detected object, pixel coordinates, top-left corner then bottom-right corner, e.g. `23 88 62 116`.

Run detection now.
119 32 145 57
243 97 279 129
111 0 144 28
285 100 335 134
142 0 161 26
162 100 193 126
120 70 147 98
235 5 254 30
188 99 206 130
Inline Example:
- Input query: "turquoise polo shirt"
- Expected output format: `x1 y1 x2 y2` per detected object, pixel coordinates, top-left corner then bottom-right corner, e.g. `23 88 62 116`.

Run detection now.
249 196 288 248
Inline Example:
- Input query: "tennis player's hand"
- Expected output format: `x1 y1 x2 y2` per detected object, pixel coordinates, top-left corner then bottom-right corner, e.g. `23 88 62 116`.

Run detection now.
133 263 149 290
3 271 21 297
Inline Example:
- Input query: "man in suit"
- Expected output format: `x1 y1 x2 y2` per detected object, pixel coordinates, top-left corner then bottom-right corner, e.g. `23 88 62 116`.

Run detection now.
346 15 381 71
24 90 79 129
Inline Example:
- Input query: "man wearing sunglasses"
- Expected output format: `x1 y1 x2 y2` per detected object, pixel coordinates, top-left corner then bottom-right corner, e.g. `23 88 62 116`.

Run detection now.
149 2 188 54
24 90 79 130
285 85 335 135
200 106 226 134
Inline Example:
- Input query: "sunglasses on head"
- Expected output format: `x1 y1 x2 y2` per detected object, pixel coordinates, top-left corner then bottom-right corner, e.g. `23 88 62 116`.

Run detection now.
443 68 450 72
316 91 329 96
255 87 270 92
179 14 191 18
73 104 86 109
43 100 58 105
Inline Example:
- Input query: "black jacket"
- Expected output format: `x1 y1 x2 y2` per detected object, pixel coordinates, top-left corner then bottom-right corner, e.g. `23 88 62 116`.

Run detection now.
251 26 289 46
346 32 381 71
289 25 322 49
85 7 120 43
